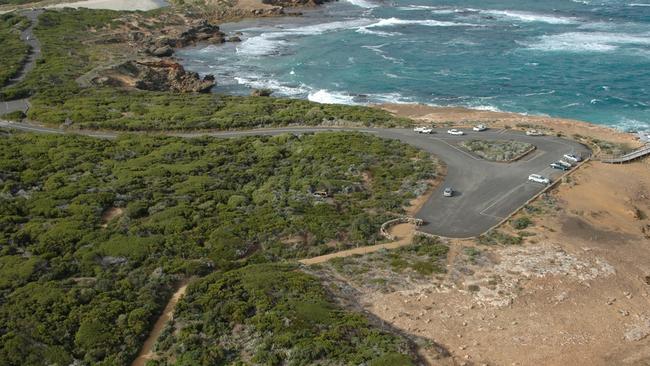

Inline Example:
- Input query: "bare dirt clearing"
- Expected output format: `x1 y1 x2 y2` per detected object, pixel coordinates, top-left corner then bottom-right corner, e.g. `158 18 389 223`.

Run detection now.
100 206 123 228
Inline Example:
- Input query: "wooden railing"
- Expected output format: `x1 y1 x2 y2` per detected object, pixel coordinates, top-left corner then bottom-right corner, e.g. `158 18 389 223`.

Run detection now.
600 144 650 164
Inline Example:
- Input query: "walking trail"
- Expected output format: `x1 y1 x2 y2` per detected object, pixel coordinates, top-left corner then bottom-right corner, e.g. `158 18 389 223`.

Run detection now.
131 279 189 366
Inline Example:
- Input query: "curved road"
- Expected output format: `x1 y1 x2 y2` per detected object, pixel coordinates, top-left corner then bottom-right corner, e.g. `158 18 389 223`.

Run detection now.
0 9 42 115
0 121 590 237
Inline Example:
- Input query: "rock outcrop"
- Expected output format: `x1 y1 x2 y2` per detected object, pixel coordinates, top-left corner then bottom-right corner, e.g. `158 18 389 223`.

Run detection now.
93 60 215 93
142 20 240 57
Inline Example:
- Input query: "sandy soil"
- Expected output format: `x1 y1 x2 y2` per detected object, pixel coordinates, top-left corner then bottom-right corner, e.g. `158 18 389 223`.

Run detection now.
100 206 123 228
131 279 190 366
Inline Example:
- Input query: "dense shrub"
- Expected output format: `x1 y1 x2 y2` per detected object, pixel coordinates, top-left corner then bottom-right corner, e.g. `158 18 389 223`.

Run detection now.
0 131 436 365
170 264 416 364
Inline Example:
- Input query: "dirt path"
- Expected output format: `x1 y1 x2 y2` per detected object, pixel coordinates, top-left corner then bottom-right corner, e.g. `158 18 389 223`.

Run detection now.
301 175 442 266
300 223 417 265
131 279 189 366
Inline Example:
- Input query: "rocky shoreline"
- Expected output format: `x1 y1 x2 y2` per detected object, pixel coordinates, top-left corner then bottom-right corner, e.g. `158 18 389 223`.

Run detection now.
74 0 333 93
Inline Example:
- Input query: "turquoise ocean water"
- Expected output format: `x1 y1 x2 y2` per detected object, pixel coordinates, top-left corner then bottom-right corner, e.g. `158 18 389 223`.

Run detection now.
177 0 650 131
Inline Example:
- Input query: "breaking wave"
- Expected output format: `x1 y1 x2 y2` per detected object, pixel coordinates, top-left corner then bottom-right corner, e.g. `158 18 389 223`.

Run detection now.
525 31 650 52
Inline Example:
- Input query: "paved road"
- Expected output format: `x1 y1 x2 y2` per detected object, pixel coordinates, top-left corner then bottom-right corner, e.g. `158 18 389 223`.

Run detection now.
0 9 42 116
0 122 590 237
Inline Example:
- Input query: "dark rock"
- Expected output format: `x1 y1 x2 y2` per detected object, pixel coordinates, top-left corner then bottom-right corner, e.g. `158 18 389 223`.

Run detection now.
251 88 273 97
128 31 145 42
151 45 174 57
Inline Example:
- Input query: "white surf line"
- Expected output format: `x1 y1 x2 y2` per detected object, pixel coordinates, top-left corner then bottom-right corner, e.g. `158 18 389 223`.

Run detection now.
432 137 481 160
479 181 527 217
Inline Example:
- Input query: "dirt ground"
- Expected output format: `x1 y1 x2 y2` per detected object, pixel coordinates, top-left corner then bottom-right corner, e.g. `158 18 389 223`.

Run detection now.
100 206 123 228
316 106 650 366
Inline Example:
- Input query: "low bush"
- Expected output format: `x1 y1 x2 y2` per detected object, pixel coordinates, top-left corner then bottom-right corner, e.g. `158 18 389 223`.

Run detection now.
511 216 533 230
460 139 534 161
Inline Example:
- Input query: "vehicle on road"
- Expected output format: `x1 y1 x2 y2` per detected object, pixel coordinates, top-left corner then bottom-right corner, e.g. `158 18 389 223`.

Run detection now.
447 129 464 135
443 187 454 197
558 160 573 168
563 153 582 162
528 174 551 185
414 126 433 134
550 162 570 171
473 124 487 132
526 129 545 136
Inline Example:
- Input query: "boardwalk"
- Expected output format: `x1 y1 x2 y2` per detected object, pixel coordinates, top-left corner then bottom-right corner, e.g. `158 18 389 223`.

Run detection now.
601 145 650 164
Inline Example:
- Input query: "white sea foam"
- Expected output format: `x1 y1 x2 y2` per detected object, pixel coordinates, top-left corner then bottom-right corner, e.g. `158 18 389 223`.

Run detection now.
364 17 479 28
526 32 650 52
236 19 374 56
286 19 374 35
614 117 650 132
628 3 650 6
481 10 579 24
470 104 503 112
523 90 556 97
356 27 400 37
560 102 582 108
362 44 404 63
397 5 441 11
343 0 378 8
308 89 357 104
369 92 414 104
236 33 290 56
234 75 309 97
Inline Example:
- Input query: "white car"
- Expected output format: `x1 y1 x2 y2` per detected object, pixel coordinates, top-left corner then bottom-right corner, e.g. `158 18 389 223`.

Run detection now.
447 129 464 135
563 153 582 162
526 129 544 136
558 160 573 168
413 126 433 134
443 187 454 197
528 174 550 185
473 124 487 132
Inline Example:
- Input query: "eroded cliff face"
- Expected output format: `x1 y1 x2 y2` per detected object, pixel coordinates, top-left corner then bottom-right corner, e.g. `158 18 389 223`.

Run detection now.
92 60 215 93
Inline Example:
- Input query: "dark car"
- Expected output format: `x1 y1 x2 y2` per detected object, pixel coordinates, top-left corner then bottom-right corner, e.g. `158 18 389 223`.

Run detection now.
550 162 569 171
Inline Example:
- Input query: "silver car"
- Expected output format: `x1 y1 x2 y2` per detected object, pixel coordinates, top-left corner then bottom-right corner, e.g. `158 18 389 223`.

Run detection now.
443 187 454 197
